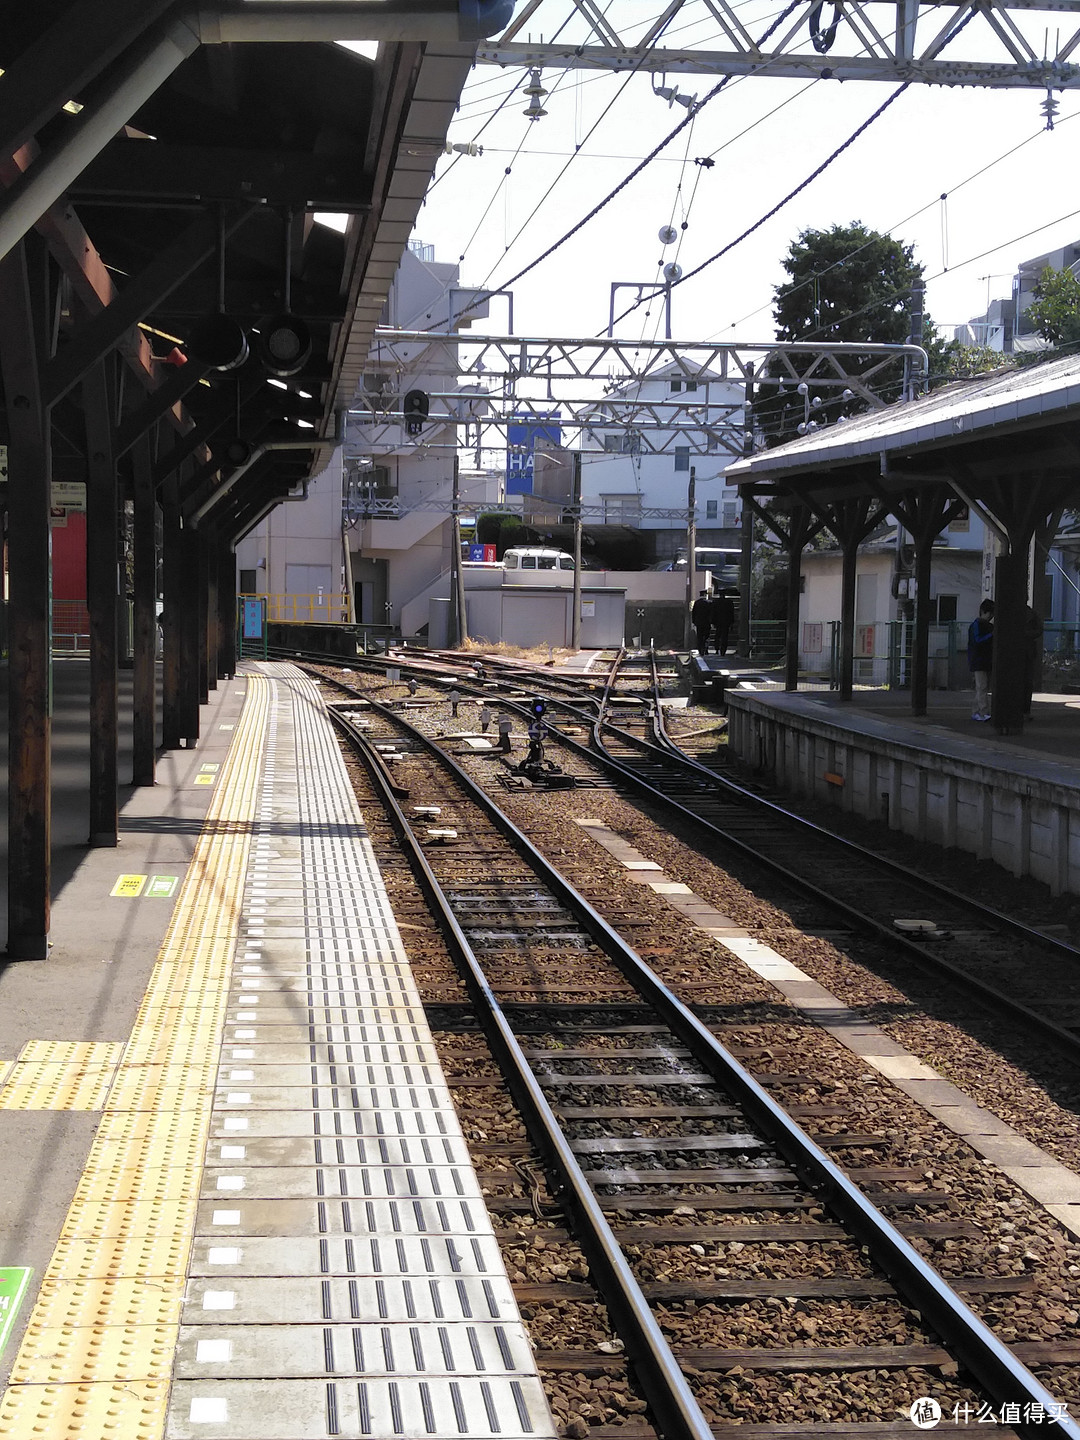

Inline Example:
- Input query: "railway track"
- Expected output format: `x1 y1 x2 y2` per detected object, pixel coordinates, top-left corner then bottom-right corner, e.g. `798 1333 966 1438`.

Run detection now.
323 684 1080 1440
295 647 1080 1063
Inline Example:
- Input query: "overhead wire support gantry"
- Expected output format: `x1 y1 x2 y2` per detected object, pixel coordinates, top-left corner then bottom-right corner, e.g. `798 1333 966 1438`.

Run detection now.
476 0 1080 90
348 328 927 459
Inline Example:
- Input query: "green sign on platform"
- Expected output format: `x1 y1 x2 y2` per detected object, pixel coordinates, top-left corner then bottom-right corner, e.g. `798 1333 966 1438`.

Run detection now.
0 1267 32 1358
146 876 179 899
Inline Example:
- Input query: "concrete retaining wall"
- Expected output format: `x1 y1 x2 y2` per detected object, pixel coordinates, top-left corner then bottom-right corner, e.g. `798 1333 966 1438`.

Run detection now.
726 692 1080 896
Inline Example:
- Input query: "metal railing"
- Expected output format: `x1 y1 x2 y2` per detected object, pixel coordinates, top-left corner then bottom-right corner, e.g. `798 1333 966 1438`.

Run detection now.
52 599 91 655
261 592 353 624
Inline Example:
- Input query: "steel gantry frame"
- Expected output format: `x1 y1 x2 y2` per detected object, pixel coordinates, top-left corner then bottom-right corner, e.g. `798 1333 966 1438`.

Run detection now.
477 0 1080 90
348 329 926 469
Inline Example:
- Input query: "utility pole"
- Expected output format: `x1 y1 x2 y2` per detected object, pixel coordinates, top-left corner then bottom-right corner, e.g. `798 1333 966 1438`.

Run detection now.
905 279 926 400
683 465 697 651
571 450 583 651
449 456 468 648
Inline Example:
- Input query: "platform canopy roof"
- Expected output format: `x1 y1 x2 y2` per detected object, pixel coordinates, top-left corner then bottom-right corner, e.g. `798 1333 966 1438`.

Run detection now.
727 353 1080 516
0 1 507 540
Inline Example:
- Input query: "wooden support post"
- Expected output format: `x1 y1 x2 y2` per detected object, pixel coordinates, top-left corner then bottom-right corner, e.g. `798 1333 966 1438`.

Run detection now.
992 543 1029 736
160 473 182 749
179 519 201 744
197 532 210 704
205 533 219 694
218 539 237 679
839 533 858 701
911 538 934 716
131 431 157 784
0 235 52 958
784 508 814 693
83 359 119 844
737 503 753 657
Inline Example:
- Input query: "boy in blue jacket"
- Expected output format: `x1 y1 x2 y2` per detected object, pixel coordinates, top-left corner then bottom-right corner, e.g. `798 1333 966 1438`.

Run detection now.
967 599 994 721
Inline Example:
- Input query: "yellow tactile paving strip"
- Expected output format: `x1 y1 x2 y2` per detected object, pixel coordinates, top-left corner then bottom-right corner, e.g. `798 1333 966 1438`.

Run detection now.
0 676 267 1437
0 1042 124 1112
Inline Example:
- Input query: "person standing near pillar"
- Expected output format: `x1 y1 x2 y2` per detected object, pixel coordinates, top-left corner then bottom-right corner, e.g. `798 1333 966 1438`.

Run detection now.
967 599 994 721
691 590 712 654
710 588 736 657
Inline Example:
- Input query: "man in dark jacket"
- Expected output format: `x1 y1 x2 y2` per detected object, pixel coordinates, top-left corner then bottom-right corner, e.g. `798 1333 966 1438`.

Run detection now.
690 591 712 654
967 599 994 721
710 589 736 656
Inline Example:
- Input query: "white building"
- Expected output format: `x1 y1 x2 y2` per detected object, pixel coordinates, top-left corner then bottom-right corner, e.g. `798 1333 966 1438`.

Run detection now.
577 362 745 566
238 241 495 634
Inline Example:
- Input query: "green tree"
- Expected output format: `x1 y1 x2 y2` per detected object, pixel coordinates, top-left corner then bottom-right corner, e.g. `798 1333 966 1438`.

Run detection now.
773 222 920 344
1026 265 1080 349
754 222 935 443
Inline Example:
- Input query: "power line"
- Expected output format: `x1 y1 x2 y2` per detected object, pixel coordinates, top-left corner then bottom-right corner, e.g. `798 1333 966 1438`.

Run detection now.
716 108 1075 339
462 0 805 309
608 81 913 333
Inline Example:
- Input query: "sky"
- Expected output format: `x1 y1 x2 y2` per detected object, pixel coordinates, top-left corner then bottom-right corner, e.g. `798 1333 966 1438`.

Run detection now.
408 1 1080 355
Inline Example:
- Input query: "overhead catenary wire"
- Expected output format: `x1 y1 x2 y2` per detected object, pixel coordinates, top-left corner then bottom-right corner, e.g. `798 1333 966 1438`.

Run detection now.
440 0 806 331
713 110 1071 340
608 80 914 334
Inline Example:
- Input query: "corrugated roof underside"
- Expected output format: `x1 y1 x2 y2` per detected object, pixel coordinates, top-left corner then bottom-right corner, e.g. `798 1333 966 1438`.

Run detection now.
729 352 1080 479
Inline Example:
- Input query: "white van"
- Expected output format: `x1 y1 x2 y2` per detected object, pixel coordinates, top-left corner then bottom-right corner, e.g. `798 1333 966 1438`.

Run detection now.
502 547 576 572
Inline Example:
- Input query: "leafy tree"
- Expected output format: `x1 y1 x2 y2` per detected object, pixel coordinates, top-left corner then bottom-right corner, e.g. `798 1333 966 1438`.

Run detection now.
753 222 933 444
1026 265 1080 349
773 222 920 344
932 341 1008 383
475 512 503 547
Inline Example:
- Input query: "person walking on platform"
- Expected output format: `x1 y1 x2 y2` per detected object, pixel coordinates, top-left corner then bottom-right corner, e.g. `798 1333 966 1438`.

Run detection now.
710 589 736 656
967 599 994 721
691 591 712 654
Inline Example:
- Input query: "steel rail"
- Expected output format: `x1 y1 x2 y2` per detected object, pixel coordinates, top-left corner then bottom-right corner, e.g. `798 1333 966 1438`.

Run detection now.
328 705 716 1440
575 713 1080 1061
284 650 1080 1055
589 687 1080 965
328 689 1080 1440
284 643 1080 962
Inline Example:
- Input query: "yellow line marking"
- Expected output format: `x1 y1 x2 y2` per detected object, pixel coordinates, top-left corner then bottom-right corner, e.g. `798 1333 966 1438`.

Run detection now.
0 675 267 1433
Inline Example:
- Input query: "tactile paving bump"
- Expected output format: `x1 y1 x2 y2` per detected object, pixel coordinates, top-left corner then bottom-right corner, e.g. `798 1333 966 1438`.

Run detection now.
0 1380 168 1437
9 1323 179 1384
0 1042 123 1111
165 1375 551 1439
45 1232 194 1285
22 1276 186 1333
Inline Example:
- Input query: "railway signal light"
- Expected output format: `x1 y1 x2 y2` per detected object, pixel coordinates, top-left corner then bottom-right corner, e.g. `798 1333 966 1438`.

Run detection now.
531 697 547 719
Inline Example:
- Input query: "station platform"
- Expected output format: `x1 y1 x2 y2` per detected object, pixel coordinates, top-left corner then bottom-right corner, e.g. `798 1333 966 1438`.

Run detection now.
0 663 555 1440
724 684 1080 897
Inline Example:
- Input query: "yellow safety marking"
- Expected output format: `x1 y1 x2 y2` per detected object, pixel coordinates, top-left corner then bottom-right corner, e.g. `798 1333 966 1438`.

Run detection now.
193 774 215 786
43 1234 191 1288
0 1045 123 1112
110 874 147 898
8 1326 177 1385
0 675 267 1431
16 1041 119 1068
0 1382 167 1435
0 1063 11 1089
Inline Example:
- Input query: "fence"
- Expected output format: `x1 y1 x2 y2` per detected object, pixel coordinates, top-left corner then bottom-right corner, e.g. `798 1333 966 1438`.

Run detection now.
264 592 352 624
52 599 91 655
795 619 969 691
792 618 1080 692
